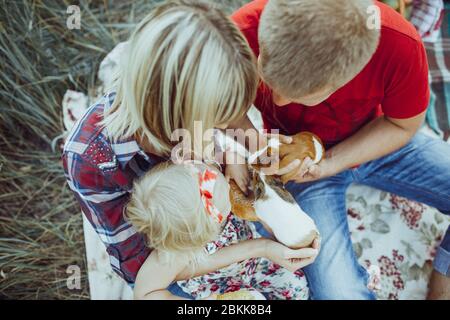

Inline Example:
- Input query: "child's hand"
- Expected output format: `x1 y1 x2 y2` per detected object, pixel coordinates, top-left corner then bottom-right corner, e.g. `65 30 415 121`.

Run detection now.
263 239 320 272
225 152 250 195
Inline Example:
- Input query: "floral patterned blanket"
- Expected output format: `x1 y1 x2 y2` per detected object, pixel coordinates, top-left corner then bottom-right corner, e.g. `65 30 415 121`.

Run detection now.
64 43 449 300
347 183 448 299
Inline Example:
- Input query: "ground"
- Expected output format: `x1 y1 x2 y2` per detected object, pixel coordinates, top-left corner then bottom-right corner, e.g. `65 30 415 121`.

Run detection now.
0 0 248 300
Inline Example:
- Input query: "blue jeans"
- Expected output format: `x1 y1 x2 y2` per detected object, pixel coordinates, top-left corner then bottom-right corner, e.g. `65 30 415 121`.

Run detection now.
284 133 450 300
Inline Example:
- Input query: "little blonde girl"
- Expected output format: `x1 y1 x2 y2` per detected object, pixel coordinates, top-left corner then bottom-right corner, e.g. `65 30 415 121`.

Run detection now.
125 161 312 300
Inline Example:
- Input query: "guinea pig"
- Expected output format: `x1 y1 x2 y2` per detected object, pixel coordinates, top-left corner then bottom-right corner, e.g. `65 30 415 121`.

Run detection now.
229 167 319 249
278 132 325 184
248 132 325 184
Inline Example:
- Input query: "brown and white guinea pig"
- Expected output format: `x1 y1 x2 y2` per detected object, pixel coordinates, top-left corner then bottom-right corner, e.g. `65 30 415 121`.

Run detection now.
249 132 325 184
228 131 324 249
279 132 325 184
229 169 319 249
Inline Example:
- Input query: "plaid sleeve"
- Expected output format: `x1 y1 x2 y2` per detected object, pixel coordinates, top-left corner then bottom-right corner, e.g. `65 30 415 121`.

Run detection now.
62 150 150 284
425 2 450 140
410 0 444 39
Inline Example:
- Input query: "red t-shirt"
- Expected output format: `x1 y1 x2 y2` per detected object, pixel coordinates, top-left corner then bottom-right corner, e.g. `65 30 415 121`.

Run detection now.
232 0 430 147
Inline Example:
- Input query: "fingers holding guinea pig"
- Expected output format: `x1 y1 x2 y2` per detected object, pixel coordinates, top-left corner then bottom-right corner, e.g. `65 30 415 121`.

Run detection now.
279 132 325 184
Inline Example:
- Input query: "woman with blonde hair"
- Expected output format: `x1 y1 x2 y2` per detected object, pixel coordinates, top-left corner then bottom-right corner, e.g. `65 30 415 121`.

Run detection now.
62 0 259 297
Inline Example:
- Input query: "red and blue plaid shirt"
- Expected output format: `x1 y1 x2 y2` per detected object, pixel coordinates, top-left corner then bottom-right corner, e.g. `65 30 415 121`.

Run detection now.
62 92 164 284
410 0 444 40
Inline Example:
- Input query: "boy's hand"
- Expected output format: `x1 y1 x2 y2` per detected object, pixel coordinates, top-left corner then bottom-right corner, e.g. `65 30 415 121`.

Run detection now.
225 152 250 194
289 156 339 184
256 133 301 176
263 238 320 272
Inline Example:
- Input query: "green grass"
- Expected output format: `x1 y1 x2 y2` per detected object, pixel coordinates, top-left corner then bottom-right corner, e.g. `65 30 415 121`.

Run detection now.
0 0 248 300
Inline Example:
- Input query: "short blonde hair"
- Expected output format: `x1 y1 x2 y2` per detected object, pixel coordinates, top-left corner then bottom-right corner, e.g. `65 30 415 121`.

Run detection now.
102 0 257 156
125 162 229 264
259 0 380 99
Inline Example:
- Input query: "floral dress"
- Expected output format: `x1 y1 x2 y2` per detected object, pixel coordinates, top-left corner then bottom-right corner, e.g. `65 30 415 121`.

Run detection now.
176 213 309 300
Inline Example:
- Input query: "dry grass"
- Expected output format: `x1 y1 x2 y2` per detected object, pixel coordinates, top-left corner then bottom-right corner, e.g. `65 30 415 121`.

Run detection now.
0 0 248 300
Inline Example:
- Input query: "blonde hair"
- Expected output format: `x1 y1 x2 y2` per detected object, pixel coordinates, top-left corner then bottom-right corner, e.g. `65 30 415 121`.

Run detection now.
101 0 258 157
125 162 229 265
259 0 380 99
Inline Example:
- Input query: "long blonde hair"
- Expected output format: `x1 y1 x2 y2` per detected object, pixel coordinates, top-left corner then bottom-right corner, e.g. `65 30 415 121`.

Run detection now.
101 0 258 157
125 162 229 265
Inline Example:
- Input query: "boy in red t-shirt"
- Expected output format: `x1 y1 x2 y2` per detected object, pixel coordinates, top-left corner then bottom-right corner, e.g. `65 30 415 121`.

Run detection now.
230 0 450 299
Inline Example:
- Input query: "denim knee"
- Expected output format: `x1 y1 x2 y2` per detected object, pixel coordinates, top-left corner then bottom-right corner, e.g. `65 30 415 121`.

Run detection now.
434 228 450 277
305 262 377 300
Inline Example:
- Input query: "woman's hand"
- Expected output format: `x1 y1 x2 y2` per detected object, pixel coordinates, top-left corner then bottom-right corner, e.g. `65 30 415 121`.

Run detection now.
263 238 320 272
225 151 250 194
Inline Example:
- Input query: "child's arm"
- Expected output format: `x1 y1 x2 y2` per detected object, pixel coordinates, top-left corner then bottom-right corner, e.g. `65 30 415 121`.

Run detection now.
177 239 265 280
135 238 318 300
133 240 263 300
134 250 189 300
178 238 319 280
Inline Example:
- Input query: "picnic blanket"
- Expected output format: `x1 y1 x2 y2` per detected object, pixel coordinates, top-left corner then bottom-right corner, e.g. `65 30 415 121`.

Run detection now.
380 1 450 140
62 43 450 300
425 1 450 141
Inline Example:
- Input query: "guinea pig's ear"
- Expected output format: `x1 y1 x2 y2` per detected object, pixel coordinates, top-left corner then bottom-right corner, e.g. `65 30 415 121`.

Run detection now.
253 171 266 201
